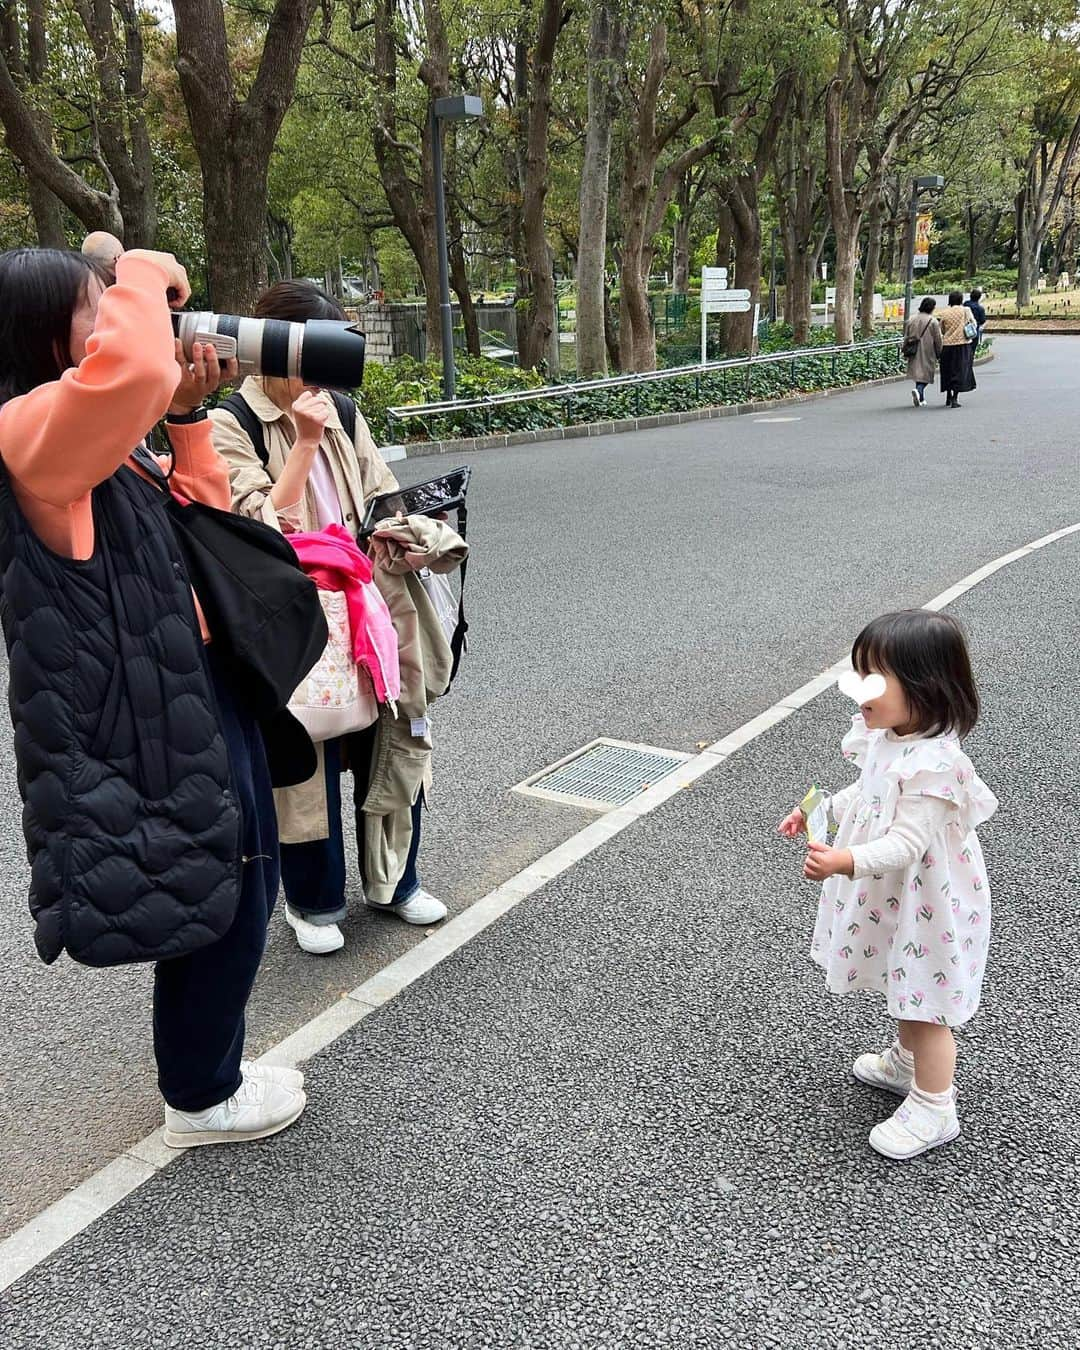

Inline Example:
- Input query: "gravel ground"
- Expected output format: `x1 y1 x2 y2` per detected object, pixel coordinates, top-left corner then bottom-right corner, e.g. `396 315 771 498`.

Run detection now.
1 478 1076 1346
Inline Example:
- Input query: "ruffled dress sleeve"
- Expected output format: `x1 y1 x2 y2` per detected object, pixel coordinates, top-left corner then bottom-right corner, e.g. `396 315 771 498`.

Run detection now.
895 738 998 835
840 713 871 767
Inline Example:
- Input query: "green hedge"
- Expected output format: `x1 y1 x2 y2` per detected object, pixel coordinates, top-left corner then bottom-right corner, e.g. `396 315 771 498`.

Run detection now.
384 342 905 444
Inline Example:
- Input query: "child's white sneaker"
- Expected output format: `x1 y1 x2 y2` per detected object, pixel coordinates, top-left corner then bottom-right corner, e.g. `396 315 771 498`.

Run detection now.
869 1088 959 1160
852 1041 914 1096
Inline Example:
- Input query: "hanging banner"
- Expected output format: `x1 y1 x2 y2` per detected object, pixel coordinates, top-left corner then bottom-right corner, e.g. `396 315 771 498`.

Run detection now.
913 213 932 270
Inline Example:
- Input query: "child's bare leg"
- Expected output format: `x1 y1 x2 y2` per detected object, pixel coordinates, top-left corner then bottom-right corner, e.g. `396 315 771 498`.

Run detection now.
897 1020 956 1093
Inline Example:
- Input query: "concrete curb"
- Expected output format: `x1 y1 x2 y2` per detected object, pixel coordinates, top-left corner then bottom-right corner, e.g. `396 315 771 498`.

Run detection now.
380 351 997 462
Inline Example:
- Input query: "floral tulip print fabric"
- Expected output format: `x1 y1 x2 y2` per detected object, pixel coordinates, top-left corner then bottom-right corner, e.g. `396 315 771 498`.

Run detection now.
810 715 999 1027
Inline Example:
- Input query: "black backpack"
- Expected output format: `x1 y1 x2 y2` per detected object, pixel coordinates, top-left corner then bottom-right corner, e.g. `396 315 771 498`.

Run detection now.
218 389 357 468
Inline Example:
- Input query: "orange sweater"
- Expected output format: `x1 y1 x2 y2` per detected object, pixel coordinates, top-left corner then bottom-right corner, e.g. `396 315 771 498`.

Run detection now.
0 253 231 559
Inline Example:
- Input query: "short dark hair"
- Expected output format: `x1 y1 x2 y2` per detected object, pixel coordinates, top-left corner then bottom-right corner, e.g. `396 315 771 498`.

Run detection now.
948 290 964 306
852 610 979 738
254 280 346 323
970 288 982 301
0 249 109 404
919 296 936 313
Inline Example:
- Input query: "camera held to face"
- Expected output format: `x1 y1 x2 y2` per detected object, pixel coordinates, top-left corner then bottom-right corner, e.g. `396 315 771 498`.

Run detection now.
171 311 366 391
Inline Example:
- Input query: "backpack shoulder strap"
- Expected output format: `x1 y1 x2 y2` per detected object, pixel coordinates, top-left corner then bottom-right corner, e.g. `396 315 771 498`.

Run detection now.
219 391 269 468
330 391 357 444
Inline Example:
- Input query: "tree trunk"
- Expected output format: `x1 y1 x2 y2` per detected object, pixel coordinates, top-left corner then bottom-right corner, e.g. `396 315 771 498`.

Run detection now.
603 283 620 371
577 2 626 378
832 220 859 343
715 199 734 270
785 245 812 344
1015 186 1035 308
516 0 565 372
824 73 861 344
29 178 66 248
449 225 480 357
371 0 441 355
174 0 319 312
672 173 691 292
617 23 718 370
859 191 883 337
726 182 762 354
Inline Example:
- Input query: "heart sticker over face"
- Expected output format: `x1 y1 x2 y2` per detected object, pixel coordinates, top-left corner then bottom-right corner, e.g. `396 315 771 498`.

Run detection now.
837 670 887 704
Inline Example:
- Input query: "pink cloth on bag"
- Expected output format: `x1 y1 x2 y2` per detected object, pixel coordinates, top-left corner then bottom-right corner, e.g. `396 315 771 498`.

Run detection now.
289 524 400 705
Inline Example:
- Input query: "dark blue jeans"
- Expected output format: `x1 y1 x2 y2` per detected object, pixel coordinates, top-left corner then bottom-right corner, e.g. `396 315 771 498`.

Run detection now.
153 649 279 1113
280 724 423 924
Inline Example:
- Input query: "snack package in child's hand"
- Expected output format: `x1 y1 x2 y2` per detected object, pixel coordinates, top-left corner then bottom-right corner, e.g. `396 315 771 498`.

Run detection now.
800 786 829 846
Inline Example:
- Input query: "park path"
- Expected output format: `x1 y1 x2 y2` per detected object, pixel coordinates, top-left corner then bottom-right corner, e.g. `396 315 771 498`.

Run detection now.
0 337 1077 1295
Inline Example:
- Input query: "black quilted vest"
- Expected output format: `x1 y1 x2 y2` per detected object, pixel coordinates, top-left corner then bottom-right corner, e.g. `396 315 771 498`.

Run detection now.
0 459 241 966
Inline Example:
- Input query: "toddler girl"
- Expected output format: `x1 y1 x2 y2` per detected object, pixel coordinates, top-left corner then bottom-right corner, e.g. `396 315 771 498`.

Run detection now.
779 610 998 1160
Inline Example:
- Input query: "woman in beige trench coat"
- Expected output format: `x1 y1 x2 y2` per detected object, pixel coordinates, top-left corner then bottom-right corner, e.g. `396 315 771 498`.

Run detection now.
211 281 467 955
904 296 943 408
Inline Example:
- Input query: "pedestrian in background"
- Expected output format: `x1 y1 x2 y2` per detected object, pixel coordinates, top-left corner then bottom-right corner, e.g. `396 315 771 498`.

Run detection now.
212 281 465 955
903 297 942 408
937 291 978 409
779 610 998 1160
967 288 987 347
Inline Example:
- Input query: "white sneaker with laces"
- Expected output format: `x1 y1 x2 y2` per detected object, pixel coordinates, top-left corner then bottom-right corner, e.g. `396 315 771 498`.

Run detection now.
163 1074 306 1149
241 1060 304 1091
869 1089 959 1160
367 888 448 926
852 1042 914 1096
285 906 345 954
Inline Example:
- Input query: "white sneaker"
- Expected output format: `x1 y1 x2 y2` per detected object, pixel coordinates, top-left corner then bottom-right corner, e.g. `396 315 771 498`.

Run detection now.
164 1074 306 1149
912 390 921 407
241 1059 304 1091
285 906 345 954
869 1089 960 1160
367 888 448 926
852 1041 914 1096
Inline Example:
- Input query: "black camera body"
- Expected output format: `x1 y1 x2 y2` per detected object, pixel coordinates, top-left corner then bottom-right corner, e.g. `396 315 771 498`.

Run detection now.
172 311 366 391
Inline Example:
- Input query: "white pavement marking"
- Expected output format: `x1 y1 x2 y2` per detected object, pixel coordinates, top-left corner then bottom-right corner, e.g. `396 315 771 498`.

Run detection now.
2 518 1080 1292
753 416 801 423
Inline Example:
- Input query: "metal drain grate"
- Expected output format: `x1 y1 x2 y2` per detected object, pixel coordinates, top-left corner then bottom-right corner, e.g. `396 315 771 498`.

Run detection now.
513 738 692 811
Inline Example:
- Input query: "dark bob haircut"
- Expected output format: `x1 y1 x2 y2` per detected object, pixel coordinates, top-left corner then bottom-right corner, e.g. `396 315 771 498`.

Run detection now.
948 289 964 306
851 610 979 738
919 296 936 313
0 249 109 405
254 280 346 324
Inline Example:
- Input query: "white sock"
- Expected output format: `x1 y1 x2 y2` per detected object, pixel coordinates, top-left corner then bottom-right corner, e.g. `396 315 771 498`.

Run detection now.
892 1042 915 1071
911 1081 954 1109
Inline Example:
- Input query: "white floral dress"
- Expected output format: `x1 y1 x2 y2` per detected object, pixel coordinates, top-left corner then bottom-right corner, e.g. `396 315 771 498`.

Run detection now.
810 714 998 1027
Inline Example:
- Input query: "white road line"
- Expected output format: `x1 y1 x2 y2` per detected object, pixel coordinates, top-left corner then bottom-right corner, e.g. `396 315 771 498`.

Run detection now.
2 518 1079 1292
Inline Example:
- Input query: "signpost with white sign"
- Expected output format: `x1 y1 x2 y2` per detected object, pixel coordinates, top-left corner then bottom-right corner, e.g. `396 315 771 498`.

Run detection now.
700 269 752 363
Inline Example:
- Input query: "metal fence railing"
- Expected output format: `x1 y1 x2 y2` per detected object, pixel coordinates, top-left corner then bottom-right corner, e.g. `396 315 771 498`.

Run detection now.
385 337 903 445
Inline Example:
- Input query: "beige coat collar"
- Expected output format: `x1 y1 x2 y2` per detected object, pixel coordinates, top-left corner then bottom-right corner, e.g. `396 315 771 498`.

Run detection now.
238 375 344 431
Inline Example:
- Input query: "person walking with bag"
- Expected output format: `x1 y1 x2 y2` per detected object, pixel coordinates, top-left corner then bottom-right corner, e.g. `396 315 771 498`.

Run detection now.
211 281 467 955
937 290 979 409
966 289 987 348
903 297 942 407
0 245 314 1148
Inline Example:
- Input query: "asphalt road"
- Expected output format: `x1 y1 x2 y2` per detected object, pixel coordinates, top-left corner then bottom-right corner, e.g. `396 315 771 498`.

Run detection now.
1 379 1077 1347
0 336 1077 1246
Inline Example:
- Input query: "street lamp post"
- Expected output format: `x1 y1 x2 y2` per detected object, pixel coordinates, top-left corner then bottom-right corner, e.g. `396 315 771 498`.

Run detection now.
904 174 945 327
430 93 483 401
